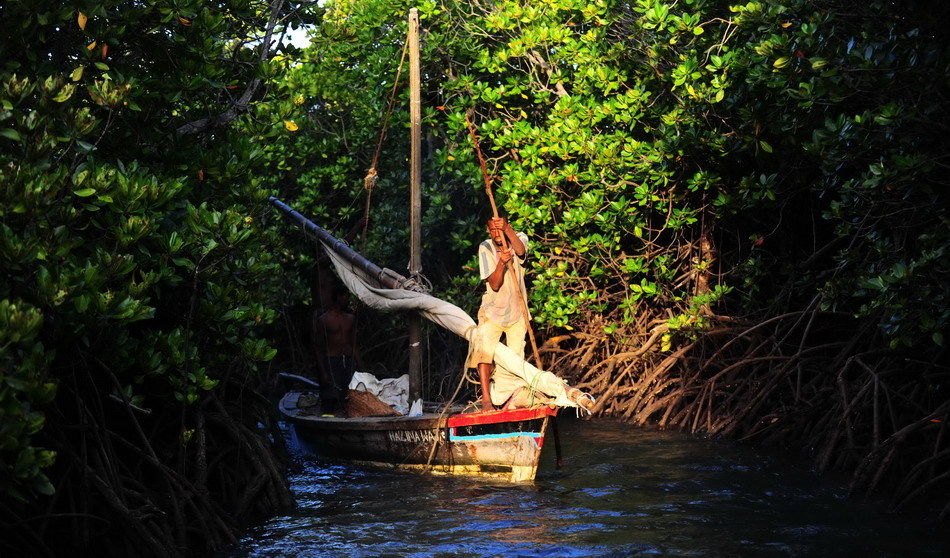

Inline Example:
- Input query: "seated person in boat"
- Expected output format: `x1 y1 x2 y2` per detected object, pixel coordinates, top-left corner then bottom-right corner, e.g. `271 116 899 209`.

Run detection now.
468 217 593 412
313 282 362 414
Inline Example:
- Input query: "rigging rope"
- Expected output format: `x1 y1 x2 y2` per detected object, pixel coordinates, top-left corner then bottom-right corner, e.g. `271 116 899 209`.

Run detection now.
360 36 411 250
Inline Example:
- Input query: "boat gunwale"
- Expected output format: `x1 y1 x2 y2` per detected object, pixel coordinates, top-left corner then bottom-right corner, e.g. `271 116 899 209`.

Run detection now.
279 391 557 432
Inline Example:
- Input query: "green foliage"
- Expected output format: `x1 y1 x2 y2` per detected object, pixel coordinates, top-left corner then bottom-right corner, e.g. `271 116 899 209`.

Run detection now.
433 0 739 330
256 0 487 279
0 0 313 510
270 0 947 359
716 0 949 346
0 0 942 531
0 300 56 500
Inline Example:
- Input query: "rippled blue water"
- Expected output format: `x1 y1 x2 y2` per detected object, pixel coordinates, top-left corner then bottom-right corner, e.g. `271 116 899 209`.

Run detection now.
231 417 948 557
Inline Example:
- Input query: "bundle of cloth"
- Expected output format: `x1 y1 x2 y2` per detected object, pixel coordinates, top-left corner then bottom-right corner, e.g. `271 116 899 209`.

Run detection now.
347 372 422 416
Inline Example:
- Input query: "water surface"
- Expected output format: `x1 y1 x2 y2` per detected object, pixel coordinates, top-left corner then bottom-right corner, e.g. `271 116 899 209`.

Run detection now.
232 417 948 556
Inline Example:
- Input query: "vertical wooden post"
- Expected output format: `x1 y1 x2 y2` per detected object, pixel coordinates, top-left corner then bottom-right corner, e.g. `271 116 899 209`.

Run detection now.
408 8 423 401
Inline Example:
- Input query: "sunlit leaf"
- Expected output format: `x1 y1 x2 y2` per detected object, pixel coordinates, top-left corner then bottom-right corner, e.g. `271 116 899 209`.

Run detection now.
52 84 75 102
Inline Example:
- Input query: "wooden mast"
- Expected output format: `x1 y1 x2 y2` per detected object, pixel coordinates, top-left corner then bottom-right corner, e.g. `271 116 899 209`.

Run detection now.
407 8 423 401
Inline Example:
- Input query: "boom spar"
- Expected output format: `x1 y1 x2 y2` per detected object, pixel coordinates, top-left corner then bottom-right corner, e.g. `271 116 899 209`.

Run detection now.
268 196 425 293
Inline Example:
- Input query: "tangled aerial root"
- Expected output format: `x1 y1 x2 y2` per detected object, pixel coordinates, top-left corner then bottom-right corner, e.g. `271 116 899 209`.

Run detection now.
543 304 949 518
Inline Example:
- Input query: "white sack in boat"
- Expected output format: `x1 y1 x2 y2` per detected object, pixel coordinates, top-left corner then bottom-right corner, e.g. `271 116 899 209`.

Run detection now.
348 372 411 414
323 241 578 409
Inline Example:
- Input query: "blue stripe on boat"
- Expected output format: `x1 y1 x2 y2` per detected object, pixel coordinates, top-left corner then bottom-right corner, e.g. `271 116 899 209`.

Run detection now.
449 431 543 441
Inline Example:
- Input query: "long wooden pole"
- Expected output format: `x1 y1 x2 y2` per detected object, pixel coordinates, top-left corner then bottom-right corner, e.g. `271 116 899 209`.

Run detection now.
407 8 423 402
464 114 543 368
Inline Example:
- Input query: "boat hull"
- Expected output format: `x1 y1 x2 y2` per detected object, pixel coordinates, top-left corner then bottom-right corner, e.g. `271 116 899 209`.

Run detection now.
280 391 556 482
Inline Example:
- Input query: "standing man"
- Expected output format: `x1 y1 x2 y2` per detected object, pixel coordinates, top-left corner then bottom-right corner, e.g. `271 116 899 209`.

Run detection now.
313 282 362 414
471 217 529 411
468 217 596 412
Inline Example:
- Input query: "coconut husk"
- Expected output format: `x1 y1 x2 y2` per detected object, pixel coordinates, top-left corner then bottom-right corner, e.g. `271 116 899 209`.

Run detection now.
344 389 400 418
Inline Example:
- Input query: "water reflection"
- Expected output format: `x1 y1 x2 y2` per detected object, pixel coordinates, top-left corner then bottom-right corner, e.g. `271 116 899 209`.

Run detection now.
232 418 949 557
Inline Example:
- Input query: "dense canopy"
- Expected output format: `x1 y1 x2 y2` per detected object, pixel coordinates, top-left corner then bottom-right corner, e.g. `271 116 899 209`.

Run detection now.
1 0 947 555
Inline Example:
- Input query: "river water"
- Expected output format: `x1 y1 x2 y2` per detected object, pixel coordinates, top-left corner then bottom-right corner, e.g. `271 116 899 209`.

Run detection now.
231 417 948 557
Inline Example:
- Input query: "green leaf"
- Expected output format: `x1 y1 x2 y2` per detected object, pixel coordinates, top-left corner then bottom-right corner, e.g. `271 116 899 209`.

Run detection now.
52 84 75 102
33 476 55 496
73 188 97 197
1 128 21 141
759 140 773 153
71 66 85 81
773 57 789 68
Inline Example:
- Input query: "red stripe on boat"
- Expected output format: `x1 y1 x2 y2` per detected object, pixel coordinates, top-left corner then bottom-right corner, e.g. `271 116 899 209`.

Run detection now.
447 406 557 428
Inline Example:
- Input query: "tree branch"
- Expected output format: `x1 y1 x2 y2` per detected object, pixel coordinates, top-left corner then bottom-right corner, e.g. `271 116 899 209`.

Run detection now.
176 0 287 137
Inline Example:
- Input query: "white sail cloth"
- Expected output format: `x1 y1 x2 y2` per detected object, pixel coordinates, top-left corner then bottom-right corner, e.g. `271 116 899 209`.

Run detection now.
322 241 578 408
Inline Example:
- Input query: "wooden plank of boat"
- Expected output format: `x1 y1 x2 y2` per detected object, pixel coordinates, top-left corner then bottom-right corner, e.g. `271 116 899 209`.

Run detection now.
279 390 557 482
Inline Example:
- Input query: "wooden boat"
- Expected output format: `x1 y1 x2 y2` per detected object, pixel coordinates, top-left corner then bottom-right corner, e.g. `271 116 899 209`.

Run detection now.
279 390 558 482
